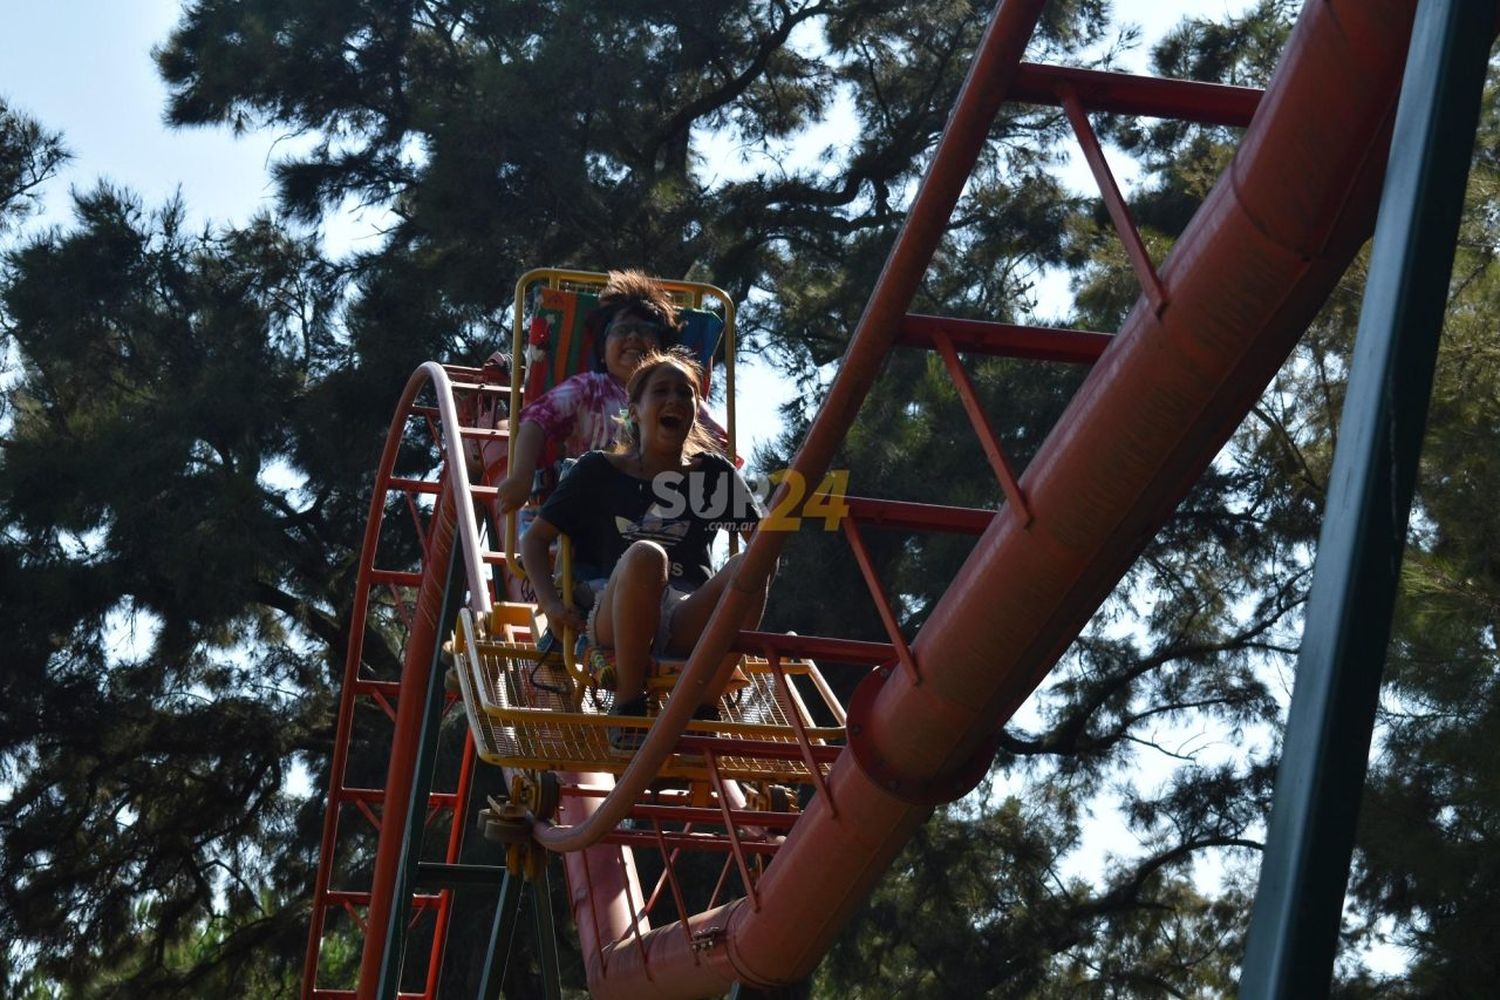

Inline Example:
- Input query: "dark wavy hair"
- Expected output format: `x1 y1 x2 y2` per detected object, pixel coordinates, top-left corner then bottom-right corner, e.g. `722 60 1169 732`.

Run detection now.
591 270 683 372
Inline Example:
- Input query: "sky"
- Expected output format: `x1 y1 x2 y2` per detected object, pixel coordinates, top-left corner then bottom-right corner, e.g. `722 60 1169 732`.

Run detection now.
1 0 1252 457
0 0 1249 227
2 2 291 231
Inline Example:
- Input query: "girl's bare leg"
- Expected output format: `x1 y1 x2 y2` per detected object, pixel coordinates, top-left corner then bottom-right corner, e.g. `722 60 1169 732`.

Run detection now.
665 552 771 707
593 541 668 703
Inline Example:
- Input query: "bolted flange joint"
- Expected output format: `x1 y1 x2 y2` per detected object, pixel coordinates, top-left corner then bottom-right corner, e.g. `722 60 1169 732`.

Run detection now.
845 665 1002 807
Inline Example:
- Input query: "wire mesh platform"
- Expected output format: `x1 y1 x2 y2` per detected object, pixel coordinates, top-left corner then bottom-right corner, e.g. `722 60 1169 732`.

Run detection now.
453 604 845 784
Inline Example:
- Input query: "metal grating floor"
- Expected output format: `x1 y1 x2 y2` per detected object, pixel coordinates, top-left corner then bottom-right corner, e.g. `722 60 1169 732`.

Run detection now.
453 606 845 784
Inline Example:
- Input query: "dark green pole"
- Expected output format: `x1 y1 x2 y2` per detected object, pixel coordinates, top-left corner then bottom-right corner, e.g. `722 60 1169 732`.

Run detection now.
477 870 526 999
531 863 564 1000
376 541 469 999
1240 0 1495 995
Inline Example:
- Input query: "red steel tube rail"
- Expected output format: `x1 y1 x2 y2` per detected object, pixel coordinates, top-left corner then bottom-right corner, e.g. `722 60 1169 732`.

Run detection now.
560 0 1424 995
304 362 496 1000
312 0 1434 995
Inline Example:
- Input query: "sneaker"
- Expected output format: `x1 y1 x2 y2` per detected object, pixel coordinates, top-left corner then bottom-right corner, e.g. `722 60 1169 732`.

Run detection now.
608 695 649 753
537 628 590 662
534 628 562 664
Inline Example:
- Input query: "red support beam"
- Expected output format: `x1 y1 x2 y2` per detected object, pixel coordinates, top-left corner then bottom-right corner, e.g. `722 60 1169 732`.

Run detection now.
732 630 895 664
843 495 996 534
456 426 509 440
705 752 760 911
898 314 1111 363
335 786 458 811
1010 62 1262 126
306 371 442 1000
387 477 441 495
629 804 801 829
768 652 838 818
323 890 444 910
841 517 923 685
673 735 841 763
369 569 423 588
647 822 698 953
929 330 1033 523
1061 87 1168 313
601 831 785 856
356 484 461 997
351 679 403 699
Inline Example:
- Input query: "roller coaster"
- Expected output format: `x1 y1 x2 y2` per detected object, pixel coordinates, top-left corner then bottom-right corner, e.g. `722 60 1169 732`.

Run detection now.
300 0 1495 995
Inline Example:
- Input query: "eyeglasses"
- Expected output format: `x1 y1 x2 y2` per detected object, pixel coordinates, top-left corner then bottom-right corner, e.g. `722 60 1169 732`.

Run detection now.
606 320 666 339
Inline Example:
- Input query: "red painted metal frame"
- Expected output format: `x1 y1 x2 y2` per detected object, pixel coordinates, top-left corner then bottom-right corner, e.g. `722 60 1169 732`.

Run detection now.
706 752 762 912
549 1 1425 996
422 734 478 997
304 366 495 1000
311 0 1436 995
733 630 896 663
625 804 800 830
841 516 923 685
929 329 1033 522
840 495 995 534
767 653 837 817
897 314 1113 362
527 6 1059 996
1061 88 1168 313
848 664 1006 807
594 831 779 857
646 822 697 949
1010 62 1262 126
303 369 442 999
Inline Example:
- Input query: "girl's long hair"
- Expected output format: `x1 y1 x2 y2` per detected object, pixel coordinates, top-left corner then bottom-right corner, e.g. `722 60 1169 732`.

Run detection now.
614 348 723 459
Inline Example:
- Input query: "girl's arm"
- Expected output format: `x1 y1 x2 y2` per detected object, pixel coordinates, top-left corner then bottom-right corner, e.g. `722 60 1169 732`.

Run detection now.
519 515 586 632
497 420 546 512
497 375 586 512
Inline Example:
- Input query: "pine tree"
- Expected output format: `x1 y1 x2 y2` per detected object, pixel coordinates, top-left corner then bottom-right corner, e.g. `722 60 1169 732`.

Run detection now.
0 99 66 232
0 186 351 994
12 1 1500 995
4 2 1114 992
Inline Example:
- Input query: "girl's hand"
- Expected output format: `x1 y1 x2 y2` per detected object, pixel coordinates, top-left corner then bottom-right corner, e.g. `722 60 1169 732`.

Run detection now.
497 472 532 513
543 599 586 635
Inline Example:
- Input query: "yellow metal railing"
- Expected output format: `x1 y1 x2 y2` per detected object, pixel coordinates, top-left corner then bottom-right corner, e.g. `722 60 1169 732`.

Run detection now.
452 606 843 784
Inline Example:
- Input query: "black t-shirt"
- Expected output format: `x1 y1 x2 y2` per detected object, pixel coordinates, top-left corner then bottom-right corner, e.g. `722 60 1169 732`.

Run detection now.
537 450 762 589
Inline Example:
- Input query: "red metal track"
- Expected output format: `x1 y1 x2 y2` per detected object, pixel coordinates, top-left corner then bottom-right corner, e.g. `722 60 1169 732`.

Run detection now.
561 0 1422 995
304 364 495 1000
304 368 458 1000
306 0 1435 996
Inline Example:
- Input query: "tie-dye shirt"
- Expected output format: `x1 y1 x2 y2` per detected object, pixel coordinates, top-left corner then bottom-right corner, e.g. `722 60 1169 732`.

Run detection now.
518 371 728 458
518 371 628 457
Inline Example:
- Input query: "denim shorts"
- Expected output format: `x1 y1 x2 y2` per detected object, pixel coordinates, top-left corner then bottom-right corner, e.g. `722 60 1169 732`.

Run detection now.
585 577 693 655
